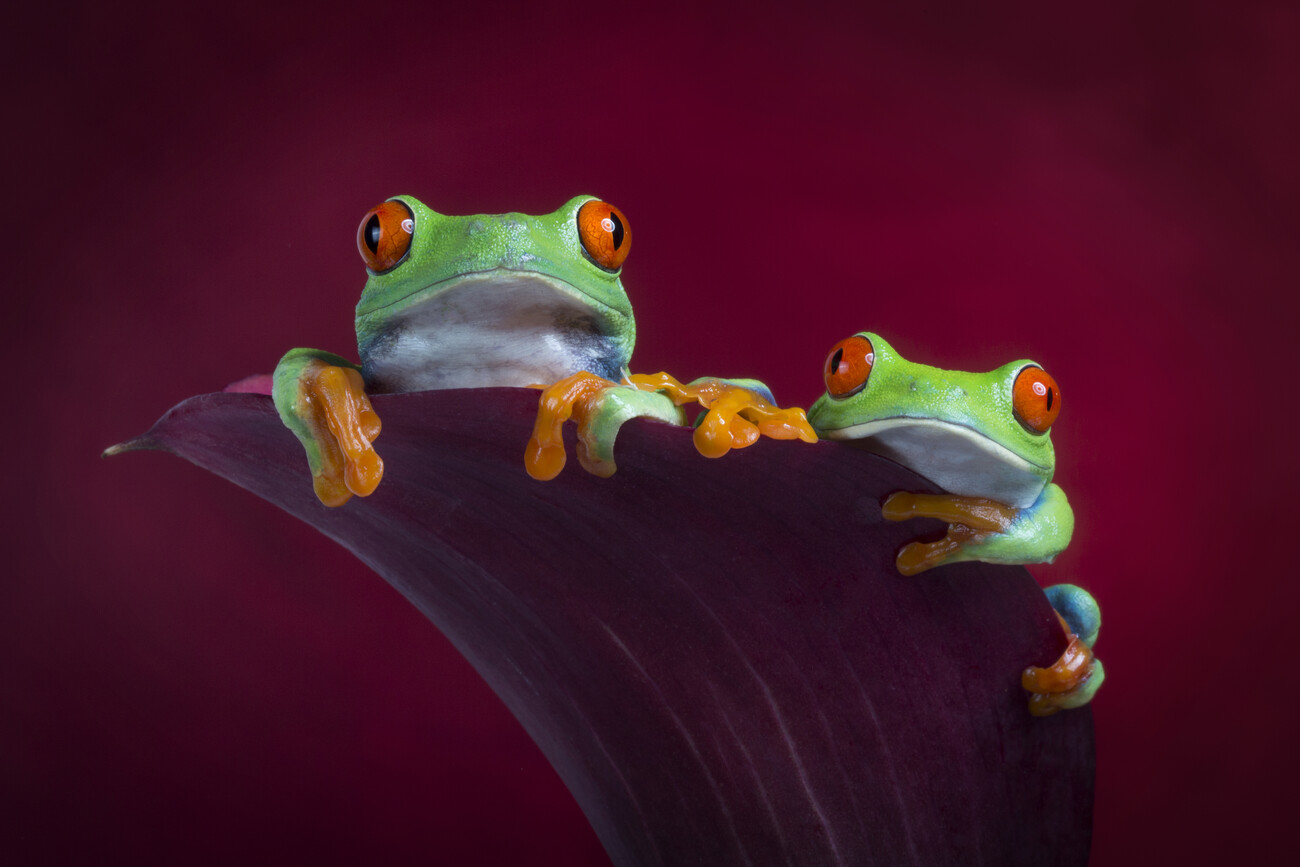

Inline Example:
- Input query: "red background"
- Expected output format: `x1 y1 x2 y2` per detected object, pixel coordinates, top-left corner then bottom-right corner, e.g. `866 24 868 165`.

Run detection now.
6 2 1297 864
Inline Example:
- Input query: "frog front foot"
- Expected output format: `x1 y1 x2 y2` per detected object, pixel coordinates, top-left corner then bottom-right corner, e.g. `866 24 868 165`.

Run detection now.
272 349 383 507
627 373 819 460
1022 584 1104 716
881 483 1073 575
525 371 818 480
525 372 686 480
881 491 1020 575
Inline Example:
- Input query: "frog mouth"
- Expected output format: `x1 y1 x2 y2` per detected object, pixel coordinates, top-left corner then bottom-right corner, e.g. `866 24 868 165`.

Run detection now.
356 269 633 393
355 266 628 318
821 417 1049 509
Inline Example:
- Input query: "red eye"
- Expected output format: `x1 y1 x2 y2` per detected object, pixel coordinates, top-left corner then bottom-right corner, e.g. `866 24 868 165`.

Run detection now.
577 200 631 271
1013 366 1061 433
357 200 414 272
824 335 875 399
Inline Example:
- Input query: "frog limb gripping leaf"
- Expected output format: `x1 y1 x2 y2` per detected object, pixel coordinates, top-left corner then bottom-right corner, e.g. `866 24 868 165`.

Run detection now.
272 352 382 507
272 195 648 506
524 371 818 481
1023 584 1105 716
806 331 1101 713
524 371 686 481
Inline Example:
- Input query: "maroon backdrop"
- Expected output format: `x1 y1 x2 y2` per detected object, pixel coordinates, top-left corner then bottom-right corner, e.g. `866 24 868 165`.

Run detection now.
6 2 1297 864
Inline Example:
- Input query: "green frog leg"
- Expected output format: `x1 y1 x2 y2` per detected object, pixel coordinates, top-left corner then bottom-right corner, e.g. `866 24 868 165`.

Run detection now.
1023 584 1105 716
883 484 1074 575
272 348 382 507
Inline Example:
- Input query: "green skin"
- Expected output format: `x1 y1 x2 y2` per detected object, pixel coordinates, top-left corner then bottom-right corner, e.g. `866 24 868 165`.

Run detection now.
807 332 1102 707
272 194 743 489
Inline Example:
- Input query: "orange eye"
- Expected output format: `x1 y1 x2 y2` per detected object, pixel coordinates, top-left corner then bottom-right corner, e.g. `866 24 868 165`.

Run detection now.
577 200 631 271
1013 366 1061 433
824 335 875 399
357 200 414 272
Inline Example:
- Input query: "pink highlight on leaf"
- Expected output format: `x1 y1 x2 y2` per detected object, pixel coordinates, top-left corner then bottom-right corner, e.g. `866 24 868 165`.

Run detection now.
223 374 274 395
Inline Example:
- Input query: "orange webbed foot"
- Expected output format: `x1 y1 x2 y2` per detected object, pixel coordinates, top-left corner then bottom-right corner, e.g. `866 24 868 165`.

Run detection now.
527 372 816 480
882 491 1019 575
628 373 818 459
524 371 619 481
299 361 383 507
1023 612 1104 716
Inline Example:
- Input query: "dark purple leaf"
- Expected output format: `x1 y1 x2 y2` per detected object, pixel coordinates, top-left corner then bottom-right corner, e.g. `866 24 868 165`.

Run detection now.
116 388 1093 866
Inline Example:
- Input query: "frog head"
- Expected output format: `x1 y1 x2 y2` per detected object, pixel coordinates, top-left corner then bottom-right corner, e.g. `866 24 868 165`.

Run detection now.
807 332 1060 509
353 195 636 392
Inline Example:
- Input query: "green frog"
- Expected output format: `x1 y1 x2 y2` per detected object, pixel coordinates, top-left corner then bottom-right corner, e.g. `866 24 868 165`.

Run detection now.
273 195 813 505
807 331 1103 715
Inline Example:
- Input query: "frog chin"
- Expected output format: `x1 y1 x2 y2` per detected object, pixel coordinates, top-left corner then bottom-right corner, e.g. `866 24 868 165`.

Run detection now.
357 270 632 393
824 417 1049 509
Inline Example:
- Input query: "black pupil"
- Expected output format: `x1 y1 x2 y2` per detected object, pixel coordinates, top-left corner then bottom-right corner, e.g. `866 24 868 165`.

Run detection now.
364 214 382 254
609 211 625 249
1045 387 1054 411
829 348 844 376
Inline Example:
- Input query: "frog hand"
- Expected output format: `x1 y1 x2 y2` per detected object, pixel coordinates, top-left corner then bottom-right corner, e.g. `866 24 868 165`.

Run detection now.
1022 610 1106 717
627 373 818 459
525 372 686 481
880 492 1020 575
881 484 1073 575
272 352 382 507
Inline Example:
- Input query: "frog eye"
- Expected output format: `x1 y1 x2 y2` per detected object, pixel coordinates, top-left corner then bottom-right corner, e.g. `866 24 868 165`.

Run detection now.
577 200 631 271
824 335 875 399
1013 366 1061 434
357 199 415 273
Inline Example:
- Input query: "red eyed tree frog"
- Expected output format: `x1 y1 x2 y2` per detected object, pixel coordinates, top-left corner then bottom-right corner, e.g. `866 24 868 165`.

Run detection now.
273 195 814 506
806 331 1102 715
